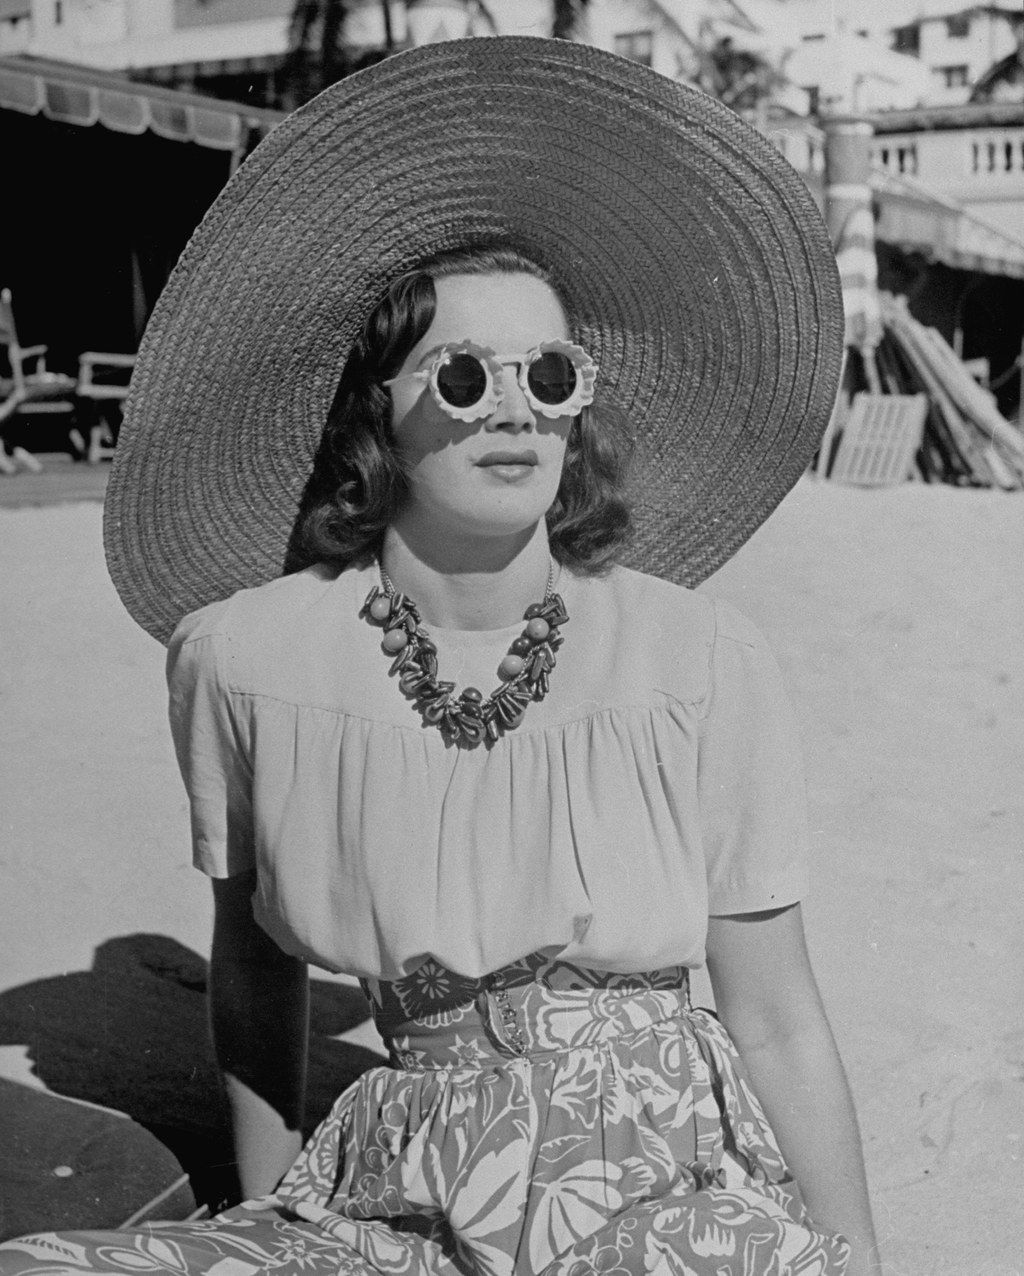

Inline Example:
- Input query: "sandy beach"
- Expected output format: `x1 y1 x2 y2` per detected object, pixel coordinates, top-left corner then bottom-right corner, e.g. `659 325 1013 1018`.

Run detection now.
1 475 1021 1274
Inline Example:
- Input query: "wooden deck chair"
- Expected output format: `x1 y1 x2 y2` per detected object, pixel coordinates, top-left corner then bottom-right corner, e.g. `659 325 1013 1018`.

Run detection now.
829 392 928 487
76 350 137 464
0 288 78 471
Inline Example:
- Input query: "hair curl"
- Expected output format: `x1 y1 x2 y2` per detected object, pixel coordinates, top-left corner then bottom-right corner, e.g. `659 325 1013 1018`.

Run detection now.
298 244 633 574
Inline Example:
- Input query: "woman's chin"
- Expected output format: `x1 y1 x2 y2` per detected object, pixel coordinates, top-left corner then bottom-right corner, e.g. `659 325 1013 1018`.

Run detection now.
405 493 556 542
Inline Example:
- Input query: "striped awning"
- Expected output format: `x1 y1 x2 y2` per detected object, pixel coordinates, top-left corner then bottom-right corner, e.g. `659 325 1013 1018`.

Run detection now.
872 168 1024 281
0 55 283 152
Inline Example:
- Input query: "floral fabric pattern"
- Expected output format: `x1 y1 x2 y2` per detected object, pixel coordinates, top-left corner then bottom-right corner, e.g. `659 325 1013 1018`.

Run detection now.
0 959 849 1275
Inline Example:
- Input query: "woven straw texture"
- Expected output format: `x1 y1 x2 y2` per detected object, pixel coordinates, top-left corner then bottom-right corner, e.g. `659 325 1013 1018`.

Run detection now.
103 37 844 644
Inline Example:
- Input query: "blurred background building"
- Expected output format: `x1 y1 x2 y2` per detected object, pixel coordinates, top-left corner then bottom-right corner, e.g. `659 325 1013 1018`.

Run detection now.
1 0 1022 439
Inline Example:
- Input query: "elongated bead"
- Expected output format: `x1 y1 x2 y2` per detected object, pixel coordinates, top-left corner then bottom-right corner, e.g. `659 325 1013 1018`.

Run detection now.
542 598 569 627
422 698 450 724
390 648 414 675
494 697 517 727
399 669 427 694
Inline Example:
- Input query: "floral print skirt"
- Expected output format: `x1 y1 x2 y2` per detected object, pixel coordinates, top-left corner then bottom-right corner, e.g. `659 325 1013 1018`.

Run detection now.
0 956 849 1275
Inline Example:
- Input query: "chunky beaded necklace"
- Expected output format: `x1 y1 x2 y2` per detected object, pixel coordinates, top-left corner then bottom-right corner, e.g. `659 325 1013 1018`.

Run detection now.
362 564 568 747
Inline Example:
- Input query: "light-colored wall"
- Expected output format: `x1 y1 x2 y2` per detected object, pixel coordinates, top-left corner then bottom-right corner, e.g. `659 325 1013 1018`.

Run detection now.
173 0 290 30
918 9 1021 105
779 2 1021 108
0 12 31 54
760 117 826 204
872 124 1024 240
23 0 291 67
16 0 770 80
587 0 694 81
785 34 931 113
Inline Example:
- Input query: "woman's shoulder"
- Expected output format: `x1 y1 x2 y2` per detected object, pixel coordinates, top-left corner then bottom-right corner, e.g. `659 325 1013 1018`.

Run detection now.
590 564 768 648
572 562 717 639
166 563 378 705
562 564 775 709
169 562 361 648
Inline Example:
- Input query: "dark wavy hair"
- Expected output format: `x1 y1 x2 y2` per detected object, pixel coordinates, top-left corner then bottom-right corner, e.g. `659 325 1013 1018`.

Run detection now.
298 244 634 574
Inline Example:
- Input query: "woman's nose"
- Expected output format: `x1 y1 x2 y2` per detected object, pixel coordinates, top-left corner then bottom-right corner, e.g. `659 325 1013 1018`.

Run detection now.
485 365 536 433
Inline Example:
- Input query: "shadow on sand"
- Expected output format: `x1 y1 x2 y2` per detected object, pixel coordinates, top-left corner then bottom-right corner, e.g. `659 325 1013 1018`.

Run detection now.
0 934 385 1210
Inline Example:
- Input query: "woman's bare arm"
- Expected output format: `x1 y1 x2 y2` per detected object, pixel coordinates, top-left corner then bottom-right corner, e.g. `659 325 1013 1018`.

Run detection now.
210 870 309 1200
706 904 882 1276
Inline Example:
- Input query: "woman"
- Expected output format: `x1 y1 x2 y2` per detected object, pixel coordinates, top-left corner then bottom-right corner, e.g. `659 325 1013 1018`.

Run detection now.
0 37 880 1276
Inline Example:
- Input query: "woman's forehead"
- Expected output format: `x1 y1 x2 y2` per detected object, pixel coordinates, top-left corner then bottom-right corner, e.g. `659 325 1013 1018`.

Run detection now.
424 272 568 345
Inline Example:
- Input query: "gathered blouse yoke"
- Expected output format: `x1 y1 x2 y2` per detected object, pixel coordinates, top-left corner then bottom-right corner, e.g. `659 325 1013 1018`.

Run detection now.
166 562 810 981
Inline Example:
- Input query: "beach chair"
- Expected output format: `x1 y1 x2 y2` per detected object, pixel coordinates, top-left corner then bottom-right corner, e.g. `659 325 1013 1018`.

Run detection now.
829 392 928 486
0 288 78 471
76 350 137 464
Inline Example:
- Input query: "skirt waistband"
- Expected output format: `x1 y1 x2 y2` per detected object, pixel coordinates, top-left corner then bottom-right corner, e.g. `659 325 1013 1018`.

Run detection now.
382 974 692 1070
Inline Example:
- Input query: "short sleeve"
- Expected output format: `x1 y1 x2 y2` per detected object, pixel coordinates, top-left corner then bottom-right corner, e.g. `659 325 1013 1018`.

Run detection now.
697 598 810 915
166 607 255 878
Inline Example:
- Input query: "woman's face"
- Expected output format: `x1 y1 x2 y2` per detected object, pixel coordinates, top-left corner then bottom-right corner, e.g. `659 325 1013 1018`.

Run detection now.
387 272 574 542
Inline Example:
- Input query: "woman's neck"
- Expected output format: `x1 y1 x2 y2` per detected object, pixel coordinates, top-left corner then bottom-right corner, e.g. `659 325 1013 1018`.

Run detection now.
379 521 554 630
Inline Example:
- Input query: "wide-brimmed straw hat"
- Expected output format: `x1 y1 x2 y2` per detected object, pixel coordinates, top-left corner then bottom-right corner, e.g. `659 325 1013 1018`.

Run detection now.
104 36 843 644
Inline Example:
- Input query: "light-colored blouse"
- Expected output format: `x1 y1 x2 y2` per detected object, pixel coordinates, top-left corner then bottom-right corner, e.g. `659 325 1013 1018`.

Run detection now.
166 561 809 980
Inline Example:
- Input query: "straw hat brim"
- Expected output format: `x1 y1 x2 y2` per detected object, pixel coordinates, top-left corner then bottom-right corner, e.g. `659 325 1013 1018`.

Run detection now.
104 37 844 644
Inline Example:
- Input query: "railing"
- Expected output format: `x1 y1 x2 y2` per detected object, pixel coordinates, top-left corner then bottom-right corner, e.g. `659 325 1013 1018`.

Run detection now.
871 128 1024 181
969 133 1024 176
873 141 919 175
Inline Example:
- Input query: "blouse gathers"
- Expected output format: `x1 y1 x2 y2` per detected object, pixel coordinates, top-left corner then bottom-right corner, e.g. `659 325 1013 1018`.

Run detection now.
166 560 809 981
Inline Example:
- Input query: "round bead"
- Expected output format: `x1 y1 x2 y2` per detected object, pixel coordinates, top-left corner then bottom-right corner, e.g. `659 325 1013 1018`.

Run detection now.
381 628 408 654
524 603 546 619
500 653 525 679
369 596 391 622
499 653 525 683
461 686 483 704
525 617 550 642
510 636 532 656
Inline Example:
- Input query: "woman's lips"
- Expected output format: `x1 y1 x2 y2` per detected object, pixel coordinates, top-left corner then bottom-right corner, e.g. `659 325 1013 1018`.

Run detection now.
475 451 539 483
475 450 539 467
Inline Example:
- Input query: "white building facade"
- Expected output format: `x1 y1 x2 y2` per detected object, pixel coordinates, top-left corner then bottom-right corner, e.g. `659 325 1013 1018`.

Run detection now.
904 5 1022 105
871 103 1024 241
2 0 787 90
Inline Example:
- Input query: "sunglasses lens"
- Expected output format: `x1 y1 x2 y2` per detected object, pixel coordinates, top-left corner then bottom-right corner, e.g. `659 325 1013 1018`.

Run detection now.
435 353 487 409
527 352 577 406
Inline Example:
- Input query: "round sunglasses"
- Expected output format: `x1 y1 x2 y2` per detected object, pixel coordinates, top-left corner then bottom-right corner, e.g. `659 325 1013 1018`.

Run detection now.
384 339 598 423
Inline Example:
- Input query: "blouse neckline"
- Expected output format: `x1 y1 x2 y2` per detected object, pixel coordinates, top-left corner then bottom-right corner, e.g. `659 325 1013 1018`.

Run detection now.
354 560 568 645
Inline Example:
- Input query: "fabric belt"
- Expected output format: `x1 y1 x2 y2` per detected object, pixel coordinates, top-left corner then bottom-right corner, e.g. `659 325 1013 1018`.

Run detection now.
382 974 692 1070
